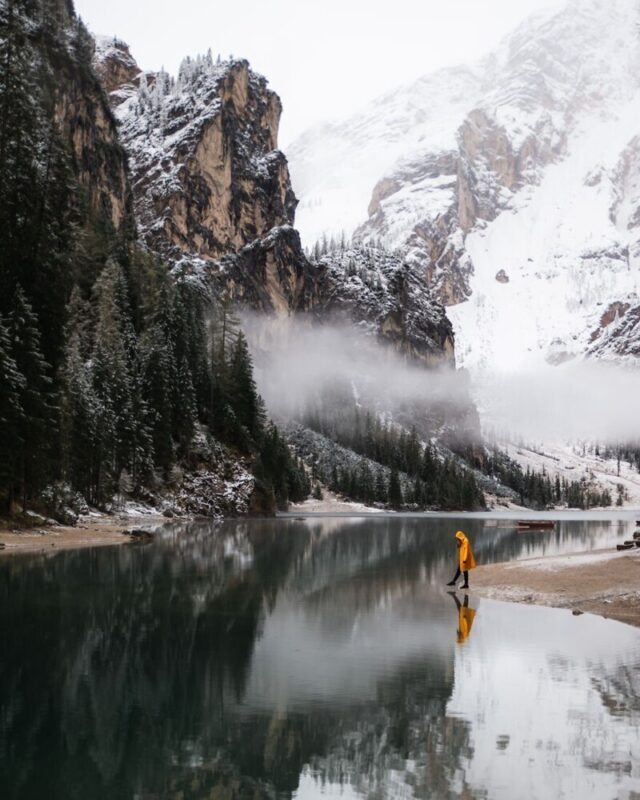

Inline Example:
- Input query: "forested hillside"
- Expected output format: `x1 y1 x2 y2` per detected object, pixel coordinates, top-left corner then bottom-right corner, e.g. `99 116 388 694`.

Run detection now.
0 0 307 519
2 0 614 519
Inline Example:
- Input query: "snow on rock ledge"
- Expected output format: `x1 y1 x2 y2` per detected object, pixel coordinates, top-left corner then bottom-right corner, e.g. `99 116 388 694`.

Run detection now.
111 55 296 263
309 246 455 366
288 0 640 367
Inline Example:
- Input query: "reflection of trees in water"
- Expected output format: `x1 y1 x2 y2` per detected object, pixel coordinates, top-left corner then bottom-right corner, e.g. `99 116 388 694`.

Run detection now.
587 661 640 778
0 516 631 799
591 663 640 717
304 664 476 800
472 518 628 566
0 528 309 799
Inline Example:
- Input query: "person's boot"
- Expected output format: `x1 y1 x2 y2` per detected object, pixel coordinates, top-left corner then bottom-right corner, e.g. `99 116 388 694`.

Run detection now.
446 579 457 586
461 583 470 590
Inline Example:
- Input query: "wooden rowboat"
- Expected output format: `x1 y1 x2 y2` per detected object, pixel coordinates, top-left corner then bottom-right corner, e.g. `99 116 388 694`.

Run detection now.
517 520 555 530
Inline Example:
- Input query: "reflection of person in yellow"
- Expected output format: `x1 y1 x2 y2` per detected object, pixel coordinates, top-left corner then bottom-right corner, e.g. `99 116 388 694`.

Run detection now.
446 530 476 590
448 591 477 644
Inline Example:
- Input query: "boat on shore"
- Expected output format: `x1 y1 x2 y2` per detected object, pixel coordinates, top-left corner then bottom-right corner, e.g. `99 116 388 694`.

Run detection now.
517 520 556 531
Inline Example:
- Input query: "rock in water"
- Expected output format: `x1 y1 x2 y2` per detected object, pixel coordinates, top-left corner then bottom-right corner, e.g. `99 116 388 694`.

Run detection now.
128 529 155 542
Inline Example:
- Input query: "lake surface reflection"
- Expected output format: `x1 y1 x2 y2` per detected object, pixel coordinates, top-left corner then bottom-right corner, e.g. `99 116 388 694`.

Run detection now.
1 516 639 799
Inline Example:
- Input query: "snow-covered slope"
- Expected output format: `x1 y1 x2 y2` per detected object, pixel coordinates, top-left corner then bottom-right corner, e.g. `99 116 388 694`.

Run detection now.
288 0 640 368
290 65 482 248
450 102 640 371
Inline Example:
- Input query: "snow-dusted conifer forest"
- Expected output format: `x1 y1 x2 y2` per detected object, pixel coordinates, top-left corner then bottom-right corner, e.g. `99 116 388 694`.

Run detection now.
3 0 640 522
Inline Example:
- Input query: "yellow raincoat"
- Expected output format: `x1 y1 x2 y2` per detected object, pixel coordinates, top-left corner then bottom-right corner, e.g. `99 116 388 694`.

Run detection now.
457 606 477 644
455 530 476 571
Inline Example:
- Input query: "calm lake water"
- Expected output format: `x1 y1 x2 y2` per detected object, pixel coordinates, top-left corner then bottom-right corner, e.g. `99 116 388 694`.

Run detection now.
1 516 639 799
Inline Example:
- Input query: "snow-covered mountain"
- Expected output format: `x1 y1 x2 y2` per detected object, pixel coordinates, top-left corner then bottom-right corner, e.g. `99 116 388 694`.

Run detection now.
288 0 640 370
93 41 457 366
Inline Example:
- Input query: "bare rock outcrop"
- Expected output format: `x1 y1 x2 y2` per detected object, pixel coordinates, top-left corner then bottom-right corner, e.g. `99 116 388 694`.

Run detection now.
112 55 296 258
94 47 316 315
93 37 142 99
357 107 564 305
308 246 455 367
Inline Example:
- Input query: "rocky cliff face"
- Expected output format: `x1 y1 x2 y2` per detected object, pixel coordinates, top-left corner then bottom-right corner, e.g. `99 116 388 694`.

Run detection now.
87 19 481 505
93 41 454 366
289 0 640 370
27 5 133 233
93 37 141 99
309 246 455 366
115 57 296 260
94 45 312 314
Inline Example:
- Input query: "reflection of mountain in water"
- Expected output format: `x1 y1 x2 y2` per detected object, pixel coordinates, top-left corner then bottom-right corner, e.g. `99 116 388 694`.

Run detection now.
0 516 637 799
447 601 640 799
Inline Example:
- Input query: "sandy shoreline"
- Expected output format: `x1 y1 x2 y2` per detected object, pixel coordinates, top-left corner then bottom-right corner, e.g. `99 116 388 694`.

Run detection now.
288 491 388 515
0 515 166 556
472 548 640 628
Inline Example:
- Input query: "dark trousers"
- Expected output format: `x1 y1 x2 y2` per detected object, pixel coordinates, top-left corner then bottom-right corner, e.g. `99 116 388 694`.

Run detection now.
452 567 469 585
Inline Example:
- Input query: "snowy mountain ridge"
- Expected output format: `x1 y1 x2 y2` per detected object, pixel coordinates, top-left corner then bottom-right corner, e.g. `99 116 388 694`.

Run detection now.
94 41 457 364
288 0 640 370
111 50 297 262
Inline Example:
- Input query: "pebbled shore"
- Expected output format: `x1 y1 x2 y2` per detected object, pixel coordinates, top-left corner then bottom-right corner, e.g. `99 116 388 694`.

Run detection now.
471 548 640 628
0 515 166 556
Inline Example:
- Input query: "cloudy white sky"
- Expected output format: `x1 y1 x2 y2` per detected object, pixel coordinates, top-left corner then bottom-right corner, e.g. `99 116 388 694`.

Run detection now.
76 0 562 146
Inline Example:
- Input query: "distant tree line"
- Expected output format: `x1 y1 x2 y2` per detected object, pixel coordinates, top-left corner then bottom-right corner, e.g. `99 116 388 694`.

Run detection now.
303 402 485 510
483 449 613 509
596 443 640 475
306 231 388 263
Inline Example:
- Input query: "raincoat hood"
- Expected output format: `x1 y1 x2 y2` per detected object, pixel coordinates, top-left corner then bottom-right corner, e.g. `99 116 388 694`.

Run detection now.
455 530 477 571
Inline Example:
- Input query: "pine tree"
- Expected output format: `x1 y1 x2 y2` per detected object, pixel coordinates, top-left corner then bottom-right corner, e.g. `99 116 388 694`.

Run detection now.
406 426 421 475
92 261 142 497
0 2 74 367
210 295 240 362
172 281 210 413
207 296 240 436
10 287 57 510
0 313 24 511
0 0 43 312
175 355 197 456
60 290 101 501
359 462 374 504
228 331 265 444
388 467 403 509
141 323 174 475
375 469 387 502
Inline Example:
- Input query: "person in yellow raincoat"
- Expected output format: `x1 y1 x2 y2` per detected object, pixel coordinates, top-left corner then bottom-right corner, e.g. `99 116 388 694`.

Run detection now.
446 530 476 590
448 591 477 644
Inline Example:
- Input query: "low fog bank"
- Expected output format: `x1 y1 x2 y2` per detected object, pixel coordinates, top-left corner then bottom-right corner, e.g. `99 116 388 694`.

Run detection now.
242 315 640 447
473 363 640 445
242 315 473 431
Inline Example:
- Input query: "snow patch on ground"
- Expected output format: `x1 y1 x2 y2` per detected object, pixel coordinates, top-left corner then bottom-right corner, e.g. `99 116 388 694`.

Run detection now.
509 548 632 571
500 440 640 508
289 491 387 515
